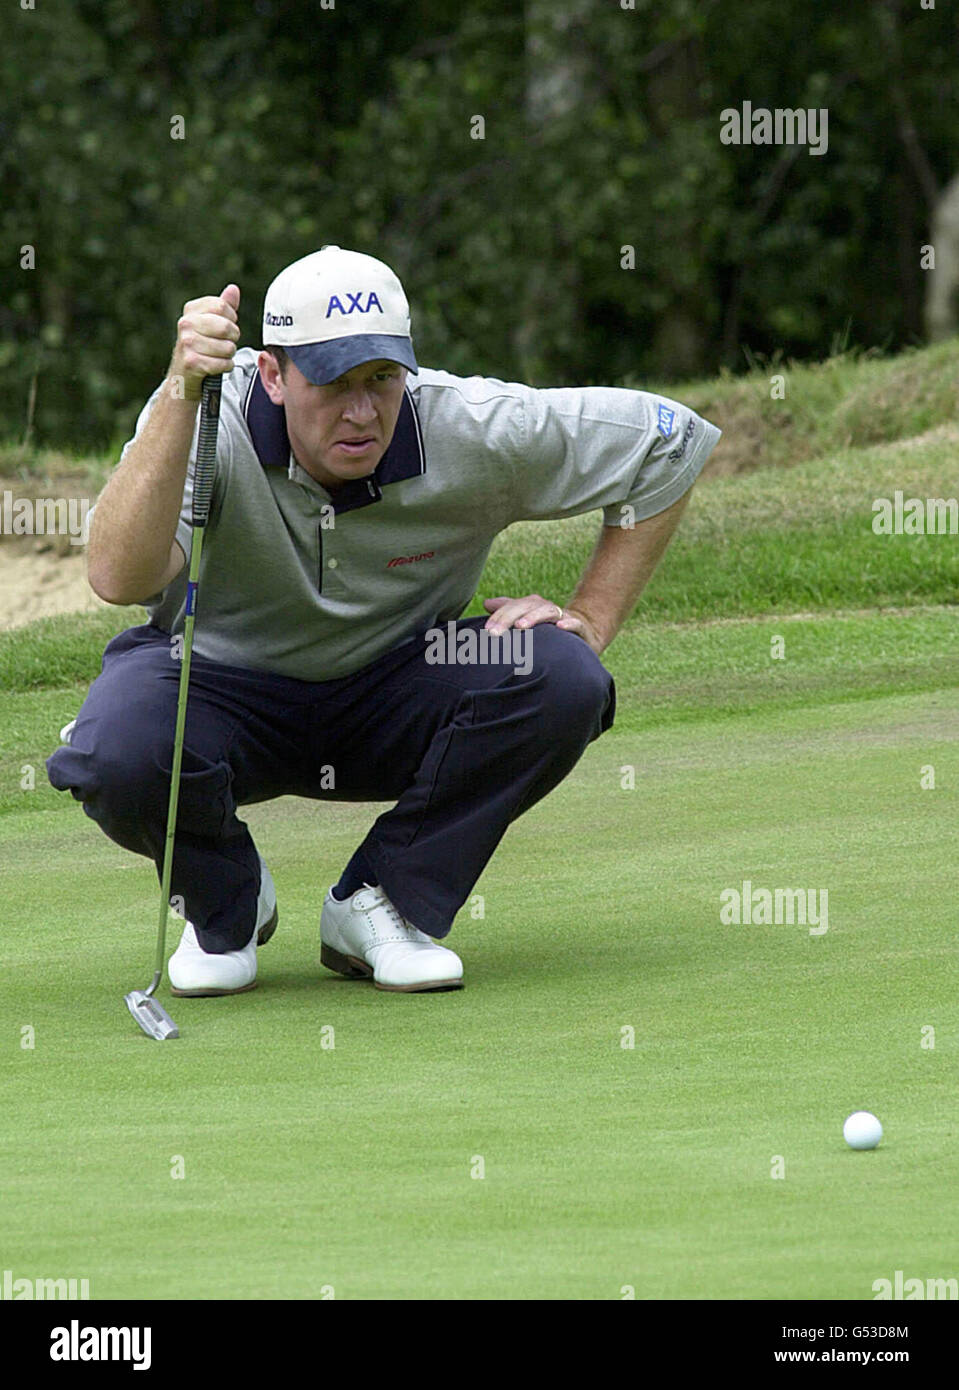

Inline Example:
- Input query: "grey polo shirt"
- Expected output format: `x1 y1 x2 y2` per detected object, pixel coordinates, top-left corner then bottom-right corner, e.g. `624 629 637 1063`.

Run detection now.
118 348 720 680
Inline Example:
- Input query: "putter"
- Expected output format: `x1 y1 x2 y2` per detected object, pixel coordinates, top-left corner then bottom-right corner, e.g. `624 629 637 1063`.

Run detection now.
124 374 222 1040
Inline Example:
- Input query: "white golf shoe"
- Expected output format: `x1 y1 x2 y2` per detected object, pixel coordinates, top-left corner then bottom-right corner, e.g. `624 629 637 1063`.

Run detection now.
320 883 464 992
169 857 278 997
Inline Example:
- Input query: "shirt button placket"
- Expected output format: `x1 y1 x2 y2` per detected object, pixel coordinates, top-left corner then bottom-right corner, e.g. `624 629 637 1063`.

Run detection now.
322 544 345 595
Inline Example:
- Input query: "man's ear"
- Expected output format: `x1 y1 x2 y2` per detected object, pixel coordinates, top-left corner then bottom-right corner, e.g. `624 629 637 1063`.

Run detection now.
257 350 285 404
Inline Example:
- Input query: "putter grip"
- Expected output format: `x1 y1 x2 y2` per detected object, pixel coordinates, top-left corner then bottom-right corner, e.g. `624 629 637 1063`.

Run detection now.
193 375 221 527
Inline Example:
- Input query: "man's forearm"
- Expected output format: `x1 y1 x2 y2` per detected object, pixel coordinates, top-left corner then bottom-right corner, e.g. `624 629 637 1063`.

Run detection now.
564 488 693 652
87 382 196 604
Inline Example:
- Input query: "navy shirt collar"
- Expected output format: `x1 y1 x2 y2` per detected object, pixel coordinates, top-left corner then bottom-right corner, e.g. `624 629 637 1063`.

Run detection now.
241 370 425 513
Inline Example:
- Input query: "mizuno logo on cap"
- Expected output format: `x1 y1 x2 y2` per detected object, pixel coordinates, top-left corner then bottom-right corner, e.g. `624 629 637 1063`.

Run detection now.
265 312 294 326
326 292 384 318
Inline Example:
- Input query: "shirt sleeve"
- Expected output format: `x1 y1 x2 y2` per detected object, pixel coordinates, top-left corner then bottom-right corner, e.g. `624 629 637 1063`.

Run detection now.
508 383 721 527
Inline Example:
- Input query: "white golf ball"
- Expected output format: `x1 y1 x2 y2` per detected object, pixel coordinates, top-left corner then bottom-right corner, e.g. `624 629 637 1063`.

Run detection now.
843 1111 883 1150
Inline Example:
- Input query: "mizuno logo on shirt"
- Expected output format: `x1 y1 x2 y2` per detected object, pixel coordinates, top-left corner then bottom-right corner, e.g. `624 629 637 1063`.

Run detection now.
326 292 384 318
387 552 435 567
265 312 294 326
668 418 696 462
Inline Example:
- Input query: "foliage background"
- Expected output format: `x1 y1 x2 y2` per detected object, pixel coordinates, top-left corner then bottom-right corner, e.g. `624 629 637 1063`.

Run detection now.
1 0 957 448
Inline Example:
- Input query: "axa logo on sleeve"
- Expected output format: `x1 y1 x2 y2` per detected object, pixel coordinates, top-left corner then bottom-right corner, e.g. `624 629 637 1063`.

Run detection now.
656 403 676 438
326 291 384 318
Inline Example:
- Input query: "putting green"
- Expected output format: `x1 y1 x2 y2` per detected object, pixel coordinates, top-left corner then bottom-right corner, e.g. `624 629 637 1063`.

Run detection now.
2 673 956 1299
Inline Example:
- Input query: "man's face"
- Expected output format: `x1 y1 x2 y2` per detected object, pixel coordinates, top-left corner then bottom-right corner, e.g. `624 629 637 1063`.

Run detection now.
257 352 407 492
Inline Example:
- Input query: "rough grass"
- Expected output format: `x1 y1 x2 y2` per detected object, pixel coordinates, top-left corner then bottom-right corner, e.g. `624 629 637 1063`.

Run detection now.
0 607 143 692
0 441 112 492
628 338 959 477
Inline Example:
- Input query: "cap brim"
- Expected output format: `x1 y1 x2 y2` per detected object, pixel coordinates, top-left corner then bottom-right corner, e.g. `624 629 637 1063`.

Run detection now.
284 336 418 385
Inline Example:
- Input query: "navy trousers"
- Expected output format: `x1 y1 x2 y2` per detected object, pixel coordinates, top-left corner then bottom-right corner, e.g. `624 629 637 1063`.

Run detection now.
46 619 615 950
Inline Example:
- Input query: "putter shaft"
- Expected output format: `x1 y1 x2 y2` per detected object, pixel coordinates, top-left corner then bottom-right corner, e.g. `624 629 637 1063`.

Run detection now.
124 376 221 1039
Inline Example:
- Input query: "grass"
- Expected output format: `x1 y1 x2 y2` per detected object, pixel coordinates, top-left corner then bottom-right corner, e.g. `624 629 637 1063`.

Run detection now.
0 607 143 693
2 606 956 1299
1 340 957 1300
1 687 956 1298
0 440 113 493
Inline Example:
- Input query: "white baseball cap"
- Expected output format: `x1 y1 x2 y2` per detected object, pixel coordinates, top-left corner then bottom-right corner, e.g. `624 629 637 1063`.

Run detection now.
261 245 418 385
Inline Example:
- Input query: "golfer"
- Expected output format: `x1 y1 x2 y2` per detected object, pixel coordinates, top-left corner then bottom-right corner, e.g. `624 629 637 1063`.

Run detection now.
47 246 720 995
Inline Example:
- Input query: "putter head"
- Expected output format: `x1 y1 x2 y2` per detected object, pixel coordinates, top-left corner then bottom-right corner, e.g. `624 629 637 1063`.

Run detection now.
124 990 179 1041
